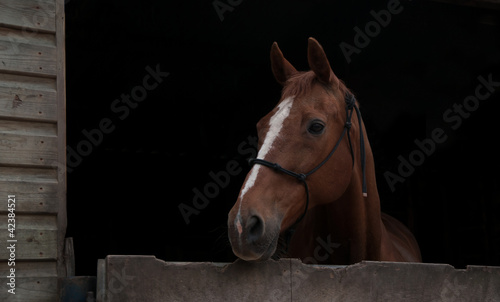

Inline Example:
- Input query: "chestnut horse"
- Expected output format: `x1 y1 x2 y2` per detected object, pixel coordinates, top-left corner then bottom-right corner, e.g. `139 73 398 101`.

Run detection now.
228 38 421 264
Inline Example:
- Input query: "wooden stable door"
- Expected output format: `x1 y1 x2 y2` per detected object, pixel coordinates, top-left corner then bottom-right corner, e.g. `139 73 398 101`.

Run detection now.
0 0 67 301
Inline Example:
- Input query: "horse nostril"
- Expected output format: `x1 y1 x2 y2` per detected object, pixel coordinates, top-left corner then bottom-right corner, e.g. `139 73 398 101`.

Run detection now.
247 215 264 243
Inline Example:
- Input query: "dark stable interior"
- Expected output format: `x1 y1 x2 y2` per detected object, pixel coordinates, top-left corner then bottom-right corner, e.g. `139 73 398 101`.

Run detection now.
64 0 500 276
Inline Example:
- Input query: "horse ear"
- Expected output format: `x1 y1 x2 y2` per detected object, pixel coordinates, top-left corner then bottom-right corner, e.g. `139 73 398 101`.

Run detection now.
270 42 298 85
307 37 339 88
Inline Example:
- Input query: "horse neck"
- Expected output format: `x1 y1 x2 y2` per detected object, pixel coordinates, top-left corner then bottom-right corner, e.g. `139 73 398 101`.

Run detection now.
331 129 383 261
289 118 385 263
301 127 383 262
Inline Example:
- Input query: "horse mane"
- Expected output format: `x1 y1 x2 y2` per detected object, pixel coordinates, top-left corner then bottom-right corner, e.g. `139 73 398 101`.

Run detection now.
282 71 353 102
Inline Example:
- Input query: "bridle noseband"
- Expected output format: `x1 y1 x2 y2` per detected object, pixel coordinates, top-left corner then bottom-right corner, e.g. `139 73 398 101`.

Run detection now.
248 93 367 246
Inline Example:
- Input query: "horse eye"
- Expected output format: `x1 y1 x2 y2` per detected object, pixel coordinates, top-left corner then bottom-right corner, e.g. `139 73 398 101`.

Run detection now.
308 122 325 135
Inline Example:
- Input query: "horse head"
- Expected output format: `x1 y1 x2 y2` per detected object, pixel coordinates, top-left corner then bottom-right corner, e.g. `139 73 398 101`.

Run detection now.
228 38 363 261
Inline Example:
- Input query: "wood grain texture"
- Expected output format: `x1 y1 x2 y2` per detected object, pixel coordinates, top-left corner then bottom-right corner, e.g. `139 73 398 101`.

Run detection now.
0 181 58 213
0 261 57 277
0 119 57 136
0 132 58 167
0 73 57 121
0 27 57 76
0 277 58 302
0 0 56 33
98 257 500 302
0 215 58 260
0 261 58 302
0 166 58 183
0 119 58 167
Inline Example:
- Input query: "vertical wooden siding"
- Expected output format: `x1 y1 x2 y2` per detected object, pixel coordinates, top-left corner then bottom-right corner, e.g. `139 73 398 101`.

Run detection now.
0 0 66 301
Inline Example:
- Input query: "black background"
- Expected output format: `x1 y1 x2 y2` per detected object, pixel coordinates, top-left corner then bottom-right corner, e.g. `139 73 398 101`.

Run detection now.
64 0 500 276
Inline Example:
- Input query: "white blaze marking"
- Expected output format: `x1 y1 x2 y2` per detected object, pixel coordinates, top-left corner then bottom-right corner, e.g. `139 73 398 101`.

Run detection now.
236 96 295 221
236 218 243 235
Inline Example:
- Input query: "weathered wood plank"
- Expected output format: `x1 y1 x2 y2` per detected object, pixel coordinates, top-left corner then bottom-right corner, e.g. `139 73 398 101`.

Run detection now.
0 215 58 260
0 73 57 121
0 277 58 301
0 261 58 301
0 261 58 277
0 166 58 183
0 27 56 48
0 0 56 33
0 27 57 76
0 132 58 167
64 237 75 277
0 181 58 213
98 257 500 302
0 129 58 167
0 120 57 136
0 72 60 212
0 125 59 212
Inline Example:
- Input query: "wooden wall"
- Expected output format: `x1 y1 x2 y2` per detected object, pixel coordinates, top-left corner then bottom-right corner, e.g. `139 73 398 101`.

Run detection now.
0 0 66 301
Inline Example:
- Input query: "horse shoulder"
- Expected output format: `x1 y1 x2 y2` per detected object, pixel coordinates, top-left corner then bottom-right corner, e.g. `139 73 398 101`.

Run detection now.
380 212 422 262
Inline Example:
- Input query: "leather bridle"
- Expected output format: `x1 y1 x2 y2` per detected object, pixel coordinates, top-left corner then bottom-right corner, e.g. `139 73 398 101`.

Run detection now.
248 93 367 245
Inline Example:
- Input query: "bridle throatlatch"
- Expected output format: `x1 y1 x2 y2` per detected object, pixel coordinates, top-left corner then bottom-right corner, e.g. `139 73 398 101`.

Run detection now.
248 92 367 247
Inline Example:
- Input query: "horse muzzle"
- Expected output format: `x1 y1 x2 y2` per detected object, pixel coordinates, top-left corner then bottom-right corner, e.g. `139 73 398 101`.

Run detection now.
228 210 281 261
